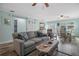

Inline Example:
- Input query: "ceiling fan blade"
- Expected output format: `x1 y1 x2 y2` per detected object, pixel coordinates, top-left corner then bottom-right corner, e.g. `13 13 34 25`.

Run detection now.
44 3 49 7
32 3 37 6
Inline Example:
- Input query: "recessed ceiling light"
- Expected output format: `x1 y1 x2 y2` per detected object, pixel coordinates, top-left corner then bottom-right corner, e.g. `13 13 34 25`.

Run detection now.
60 15 64 17
58 15 69 19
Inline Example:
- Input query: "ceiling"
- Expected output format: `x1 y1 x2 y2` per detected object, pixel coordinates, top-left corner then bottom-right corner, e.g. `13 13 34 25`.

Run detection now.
0 3 79 22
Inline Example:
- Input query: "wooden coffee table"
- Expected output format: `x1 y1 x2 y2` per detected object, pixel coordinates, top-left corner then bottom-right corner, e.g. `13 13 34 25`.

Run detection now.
36 40 59 56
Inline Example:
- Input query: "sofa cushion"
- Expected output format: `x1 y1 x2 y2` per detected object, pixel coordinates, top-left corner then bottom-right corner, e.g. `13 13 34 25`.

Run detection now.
27 31 36 39
38 37 49 41
18 34 25 41
31 38 42 43
37 31 47 37
34 31 38 37
37 31 43 37
19 32 28 41
24 40 35 48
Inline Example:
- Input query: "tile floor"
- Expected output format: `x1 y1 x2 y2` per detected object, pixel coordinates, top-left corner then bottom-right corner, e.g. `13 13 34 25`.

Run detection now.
57 36 79 56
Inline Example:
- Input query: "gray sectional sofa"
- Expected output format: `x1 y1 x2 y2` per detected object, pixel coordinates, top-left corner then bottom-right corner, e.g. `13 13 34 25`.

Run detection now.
12 31 49 56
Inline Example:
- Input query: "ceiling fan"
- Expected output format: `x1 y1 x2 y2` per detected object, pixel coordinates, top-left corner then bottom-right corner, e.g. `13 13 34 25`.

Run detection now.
32 3 49 7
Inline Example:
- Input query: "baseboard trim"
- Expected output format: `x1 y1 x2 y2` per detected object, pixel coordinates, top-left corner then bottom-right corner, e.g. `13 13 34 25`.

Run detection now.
0 40 13 44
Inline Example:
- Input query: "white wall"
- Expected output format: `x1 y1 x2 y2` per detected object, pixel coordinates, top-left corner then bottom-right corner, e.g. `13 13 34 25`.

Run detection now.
0 12 2 43
0 11 27 44
26 18 39 32
0 11 14 44
15 18 26 32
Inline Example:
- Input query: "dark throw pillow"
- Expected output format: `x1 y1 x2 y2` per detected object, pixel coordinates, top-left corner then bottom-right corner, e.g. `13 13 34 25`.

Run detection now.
37 31 44 37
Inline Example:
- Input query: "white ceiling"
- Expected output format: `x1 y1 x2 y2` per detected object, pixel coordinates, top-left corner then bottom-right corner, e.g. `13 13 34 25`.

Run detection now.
0 3 79 22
